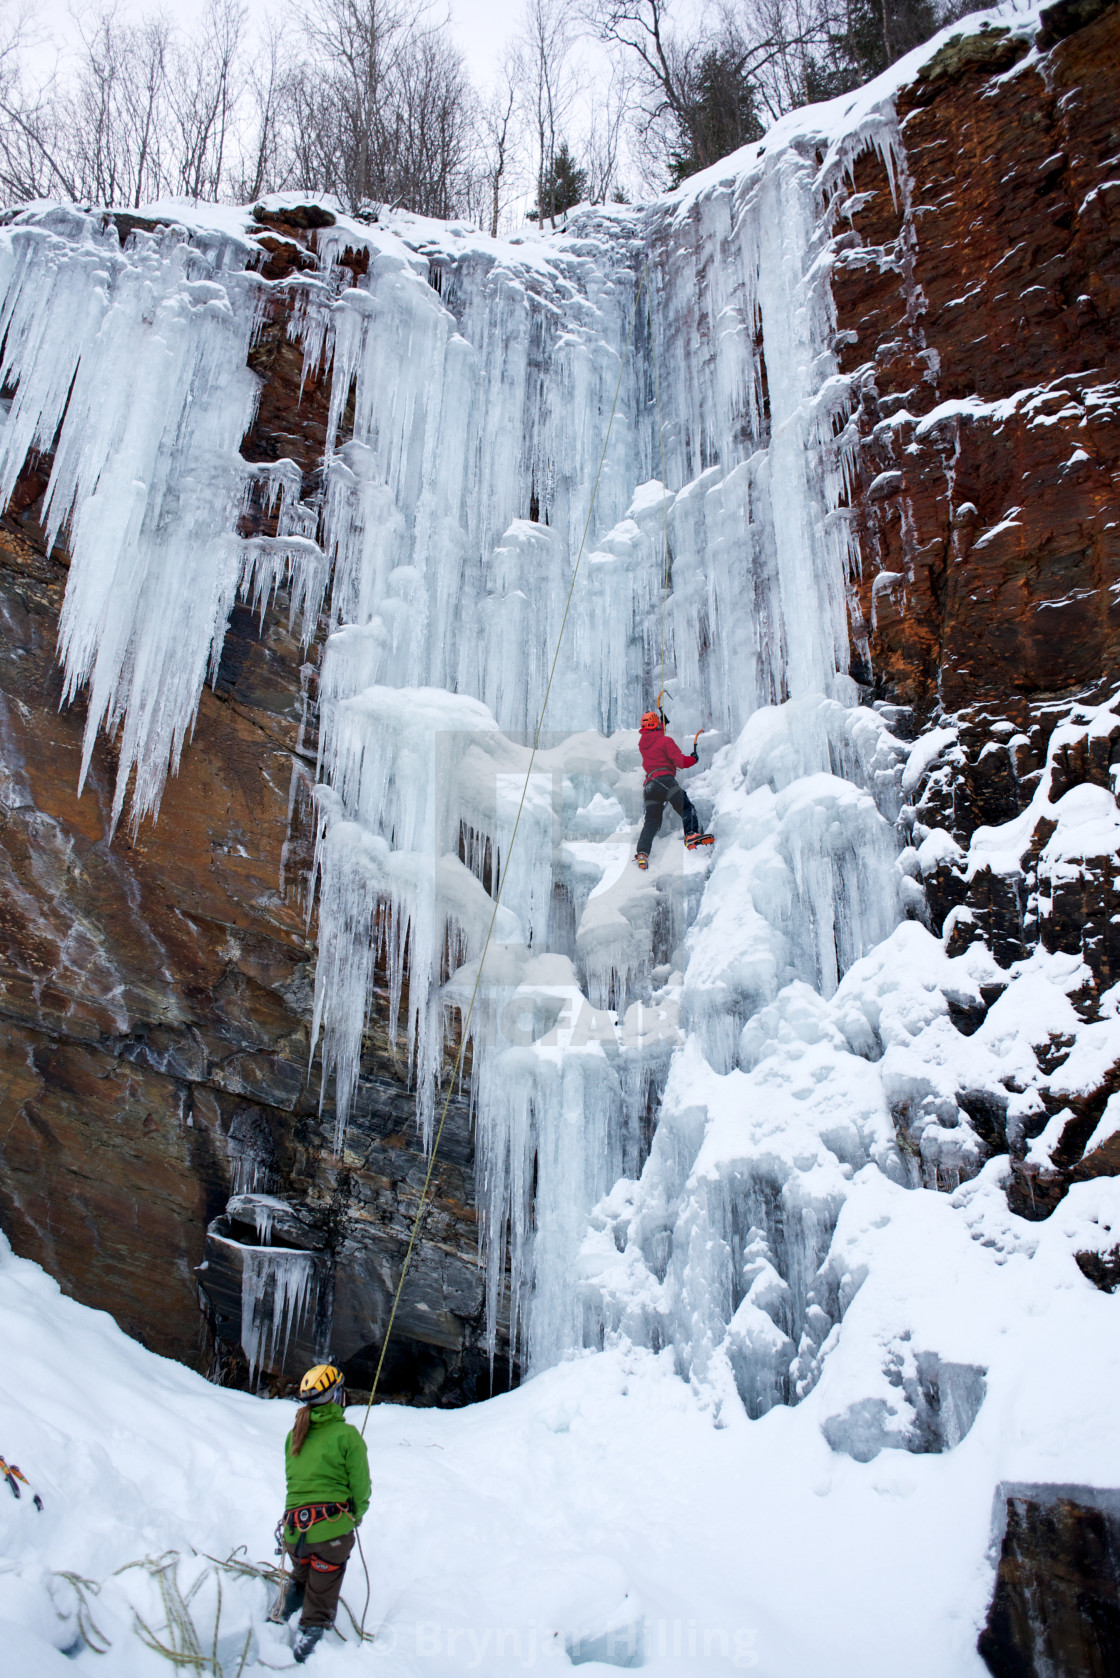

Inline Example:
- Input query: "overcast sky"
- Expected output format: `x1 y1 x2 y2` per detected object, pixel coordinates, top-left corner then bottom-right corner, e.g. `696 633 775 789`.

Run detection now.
447 0 520 90
33 0 539 91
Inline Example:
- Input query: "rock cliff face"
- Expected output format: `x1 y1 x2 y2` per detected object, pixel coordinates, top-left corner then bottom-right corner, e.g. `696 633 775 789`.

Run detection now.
0 1 1117 1405
841 0 1120 735
837 0 1120 1223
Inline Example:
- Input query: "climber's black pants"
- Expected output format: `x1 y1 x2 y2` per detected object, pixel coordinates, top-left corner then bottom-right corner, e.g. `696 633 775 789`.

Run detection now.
285 1531 355 1627
637 775 699 856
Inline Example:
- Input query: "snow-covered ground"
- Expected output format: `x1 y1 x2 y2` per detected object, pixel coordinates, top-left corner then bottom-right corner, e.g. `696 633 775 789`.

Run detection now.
2 1190 1119 1676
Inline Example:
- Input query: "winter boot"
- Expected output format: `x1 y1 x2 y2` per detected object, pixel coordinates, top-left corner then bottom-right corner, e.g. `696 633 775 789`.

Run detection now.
635 853 649 870
293 1624 326 1664
684 832 714 850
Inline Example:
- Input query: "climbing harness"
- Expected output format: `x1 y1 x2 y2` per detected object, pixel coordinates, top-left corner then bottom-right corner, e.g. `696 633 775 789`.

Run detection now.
285 1502 354 1536
356 265 653 1436
272 1504 357 1636
1 1455 43 1510
275 1501 353 1576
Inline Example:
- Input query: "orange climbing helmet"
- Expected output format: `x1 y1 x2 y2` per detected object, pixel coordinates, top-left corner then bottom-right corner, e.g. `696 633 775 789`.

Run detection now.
640 711 662 731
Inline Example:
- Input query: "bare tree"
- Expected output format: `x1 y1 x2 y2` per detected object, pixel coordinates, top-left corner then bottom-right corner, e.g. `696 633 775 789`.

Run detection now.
125 15 172 204
232 13 296 201
299 0 413 210
274 0 478 217
473 51 520 236
282 60 339 201
386 32 474 216
587 0 693 148
167 0 246 201
519 0 580 228
0 2 79 201
585 56 630 202
70 8 128 204
586 0 780 179
64 7 172 206
0 0 495 219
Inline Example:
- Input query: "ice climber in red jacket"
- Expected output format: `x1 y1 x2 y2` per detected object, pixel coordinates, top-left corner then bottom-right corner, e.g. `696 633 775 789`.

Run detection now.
635 710 714 869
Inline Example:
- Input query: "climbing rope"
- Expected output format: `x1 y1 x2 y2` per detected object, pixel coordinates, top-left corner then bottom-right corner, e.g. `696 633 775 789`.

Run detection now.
358 264 651 1433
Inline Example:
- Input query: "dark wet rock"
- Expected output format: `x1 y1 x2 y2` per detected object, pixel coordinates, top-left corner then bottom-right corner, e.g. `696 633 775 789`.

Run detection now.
979 1483 1120 1677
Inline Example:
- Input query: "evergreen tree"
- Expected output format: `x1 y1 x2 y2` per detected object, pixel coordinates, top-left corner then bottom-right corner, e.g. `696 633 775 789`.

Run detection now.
668 44 763 186
528 141 588 223
806 0 946 100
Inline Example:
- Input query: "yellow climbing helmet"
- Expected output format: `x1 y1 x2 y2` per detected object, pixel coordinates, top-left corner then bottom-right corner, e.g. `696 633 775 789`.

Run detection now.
299 1364 344 1405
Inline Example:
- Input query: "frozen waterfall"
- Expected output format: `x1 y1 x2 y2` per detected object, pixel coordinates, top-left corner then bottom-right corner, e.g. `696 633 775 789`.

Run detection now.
297 127 910 1388
0 95 922 1407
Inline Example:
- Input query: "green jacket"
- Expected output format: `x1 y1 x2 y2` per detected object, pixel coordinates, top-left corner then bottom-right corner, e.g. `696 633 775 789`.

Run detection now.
284 1405 371 1542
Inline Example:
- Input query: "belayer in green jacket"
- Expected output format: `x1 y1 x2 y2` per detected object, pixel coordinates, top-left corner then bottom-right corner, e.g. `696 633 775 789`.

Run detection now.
274 1364 371 1664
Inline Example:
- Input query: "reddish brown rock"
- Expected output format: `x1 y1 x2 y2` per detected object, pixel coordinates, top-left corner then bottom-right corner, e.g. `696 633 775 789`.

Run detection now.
837 3 1120 726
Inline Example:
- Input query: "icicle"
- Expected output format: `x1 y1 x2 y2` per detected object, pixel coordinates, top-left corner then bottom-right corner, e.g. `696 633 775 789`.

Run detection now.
0 209 266 832
224 1114 275 1197
299 237 643 733
240 460 329 641
239 1247 315 1386
227 1193 290 1243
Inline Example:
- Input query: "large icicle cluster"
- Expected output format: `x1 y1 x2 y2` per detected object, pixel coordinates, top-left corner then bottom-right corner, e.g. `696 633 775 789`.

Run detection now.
0 118 918 1390
297 112 914 1384
302 224 645 730
0 206 325 830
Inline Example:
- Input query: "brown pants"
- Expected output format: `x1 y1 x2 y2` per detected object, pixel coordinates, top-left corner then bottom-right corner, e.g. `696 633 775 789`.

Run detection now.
285 1530 355 1628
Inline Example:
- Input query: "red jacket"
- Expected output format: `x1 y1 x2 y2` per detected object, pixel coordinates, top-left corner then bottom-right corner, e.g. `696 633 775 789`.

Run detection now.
639 727 697 783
